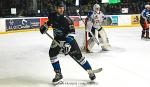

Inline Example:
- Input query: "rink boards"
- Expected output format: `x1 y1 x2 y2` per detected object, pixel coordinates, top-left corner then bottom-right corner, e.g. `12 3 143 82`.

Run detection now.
0 14 142 33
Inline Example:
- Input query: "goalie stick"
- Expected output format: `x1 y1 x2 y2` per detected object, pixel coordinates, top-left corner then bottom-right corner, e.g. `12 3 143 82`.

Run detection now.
45 32 102 73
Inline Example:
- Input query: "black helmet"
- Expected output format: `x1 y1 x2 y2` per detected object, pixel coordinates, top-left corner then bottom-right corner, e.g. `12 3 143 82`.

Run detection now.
55 1 65 7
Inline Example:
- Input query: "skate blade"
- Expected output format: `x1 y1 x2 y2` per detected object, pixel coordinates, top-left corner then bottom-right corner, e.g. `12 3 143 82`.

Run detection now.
53 79 63 85
86 51 93 53
102 45 111 51
142 38 150 41
145 39 150 41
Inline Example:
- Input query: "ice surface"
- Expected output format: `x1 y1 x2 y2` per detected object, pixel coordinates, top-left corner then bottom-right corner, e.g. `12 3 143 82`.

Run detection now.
0 27 150 87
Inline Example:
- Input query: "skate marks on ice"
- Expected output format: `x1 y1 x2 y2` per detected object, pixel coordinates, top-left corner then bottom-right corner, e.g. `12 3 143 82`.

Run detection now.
85 42 126 54
83 45 126 58
108 46 126 53
50 79 98 87
92 46 126 54
0 74 99 87
0 77 98 87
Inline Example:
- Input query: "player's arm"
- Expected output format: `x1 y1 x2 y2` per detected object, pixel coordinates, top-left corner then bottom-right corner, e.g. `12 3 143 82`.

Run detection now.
63 16 76 54
142 10 149 22
145 11 150 23
65 16 76 44
40 13 53 34
86 11 93 32
47 13 53 26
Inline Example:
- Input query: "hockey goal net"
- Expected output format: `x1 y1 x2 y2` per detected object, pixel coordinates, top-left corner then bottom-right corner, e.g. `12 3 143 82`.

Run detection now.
70 16 89 52
74 28 88 51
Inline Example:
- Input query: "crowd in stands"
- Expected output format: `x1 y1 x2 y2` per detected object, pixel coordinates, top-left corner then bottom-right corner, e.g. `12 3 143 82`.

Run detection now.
0 0 150 17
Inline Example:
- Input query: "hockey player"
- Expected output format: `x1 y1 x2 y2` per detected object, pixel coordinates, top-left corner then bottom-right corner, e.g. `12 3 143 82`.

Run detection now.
85 4 111 52
140 4 150 40
40 1 97 84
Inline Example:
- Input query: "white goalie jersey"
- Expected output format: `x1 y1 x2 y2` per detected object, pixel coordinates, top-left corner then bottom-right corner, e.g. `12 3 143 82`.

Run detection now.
86 11 105 30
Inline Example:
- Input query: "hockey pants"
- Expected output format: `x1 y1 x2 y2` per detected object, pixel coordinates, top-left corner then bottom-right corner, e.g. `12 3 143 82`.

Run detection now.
49 39 91 73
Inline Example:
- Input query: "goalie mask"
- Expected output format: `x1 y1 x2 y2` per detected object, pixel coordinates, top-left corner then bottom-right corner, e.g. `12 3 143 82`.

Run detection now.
145 4 150 9
93 4 100 13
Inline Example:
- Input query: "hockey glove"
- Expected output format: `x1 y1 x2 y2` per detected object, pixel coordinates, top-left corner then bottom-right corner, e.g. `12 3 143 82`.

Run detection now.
63 43 71 55
40 24 48 34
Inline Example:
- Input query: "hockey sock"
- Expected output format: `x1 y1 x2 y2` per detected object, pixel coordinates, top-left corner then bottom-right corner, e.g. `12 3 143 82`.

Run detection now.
146 29 149 38
82 61 92 70
76 57 92 70
141 29 145 38
52 61 61 73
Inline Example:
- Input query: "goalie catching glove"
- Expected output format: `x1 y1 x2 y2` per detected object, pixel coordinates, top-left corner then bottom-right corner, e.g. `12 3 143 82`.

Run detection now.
40 24 48 34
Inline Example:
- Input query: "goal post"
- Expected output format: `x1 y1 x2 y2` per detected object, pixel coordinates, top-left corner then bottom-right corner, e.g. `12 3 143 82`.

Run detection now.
70 16 89 52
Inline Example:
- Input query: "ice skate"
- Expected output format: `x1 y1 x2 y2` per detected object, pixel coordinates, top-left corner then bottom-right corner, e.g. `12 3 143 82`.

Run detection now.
145 37 150 41
52 73 63 85
86 48 93 53
101 45 111 51
141 35 145 39
141 30 145 39
87 69 96 80
145 32 150 41
141 37 145 39
89 73 96 80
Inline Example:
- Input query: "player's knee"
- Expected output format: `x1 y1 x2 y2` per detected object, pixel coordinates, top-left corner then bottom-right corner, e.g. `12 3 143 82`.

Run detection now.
50 56 59 63
71 53 82 60
49 50 59 58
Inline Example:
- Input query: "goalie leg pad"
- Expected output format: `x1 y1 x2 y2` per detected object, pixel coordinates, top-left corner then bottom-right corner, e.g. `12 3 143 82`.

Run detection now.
88 38 95 51
98 29 111 51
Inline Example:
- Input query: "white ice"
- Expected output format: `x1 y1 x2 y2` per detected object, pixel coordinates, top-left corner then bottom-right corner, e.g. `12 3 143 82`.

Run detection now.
0 27 150 87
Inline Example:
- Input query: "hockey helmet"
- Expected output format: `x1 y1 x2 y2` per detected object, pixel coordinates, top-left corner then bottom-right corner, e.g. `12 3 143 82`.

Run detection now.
145 4 150 9
93 4 100 13
55 1 65 7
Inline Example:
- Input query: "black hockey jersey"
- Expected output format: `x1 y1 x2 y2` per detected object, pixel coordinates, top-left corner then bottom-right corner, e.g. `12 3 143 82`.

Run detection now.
47 12 75 42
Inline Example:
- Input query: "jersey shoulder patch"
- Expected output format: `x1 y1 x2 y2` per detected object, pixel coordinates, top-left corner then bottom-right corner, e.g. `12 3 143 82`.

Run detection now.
87 11 94 17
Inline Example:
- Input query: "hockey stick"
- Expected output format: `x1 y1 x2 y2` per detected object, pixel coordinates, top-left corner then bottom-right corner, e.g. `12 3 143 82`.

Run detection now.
45 32 61 47
87 68 102 73
45 32 68 55
45 32 102 73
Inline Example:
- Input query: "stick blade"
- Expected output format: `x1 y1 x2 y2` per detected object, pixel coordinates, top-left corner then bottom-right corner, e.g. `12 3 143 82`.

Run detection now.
87 68 103 74
93 68 103 73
